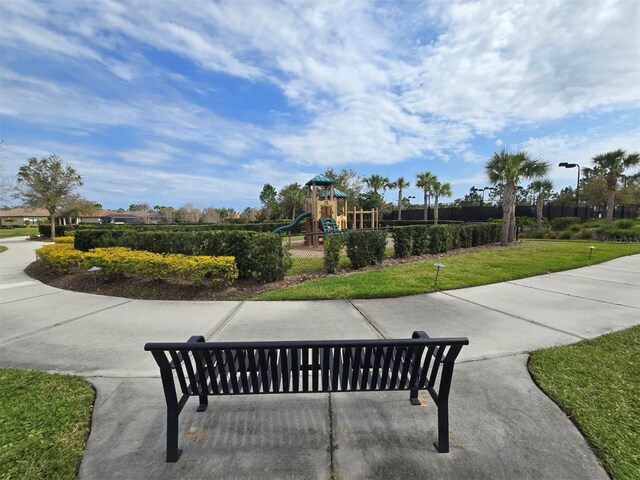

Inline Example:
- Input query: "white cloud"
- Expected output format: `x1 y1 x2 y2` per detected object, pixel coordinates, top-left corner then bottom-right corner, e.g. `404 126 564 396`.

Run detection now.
401 0 640 133
1 0 639 208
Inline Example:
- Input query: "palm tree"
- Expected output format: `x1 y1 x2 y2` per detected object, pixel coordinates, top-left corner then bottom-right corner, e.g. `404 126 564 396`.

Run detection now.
529 179 553 230
486 149 550 245
590 149 640 222
363 174 391 195
432 181 452 225
389 177 411 221
416 171 437 221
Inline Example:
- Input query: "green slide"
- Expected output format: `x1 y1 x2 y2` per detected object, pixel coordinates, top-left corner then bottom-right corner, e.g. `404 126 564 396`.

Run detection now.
272 212 312 234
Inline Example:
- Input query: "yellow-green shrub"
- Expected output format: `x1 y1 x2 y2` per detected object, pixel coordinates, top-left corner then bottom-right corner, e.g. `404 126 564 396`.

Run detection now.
80 247 238 286
36 244 83 273
37 244 238 286
170 255 238 286
52 236 75 244
80 247 133 280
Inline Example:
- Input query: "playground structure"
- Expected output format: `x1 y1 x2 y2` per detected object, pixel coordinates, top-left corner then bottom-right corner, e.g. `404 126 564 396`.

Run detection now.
273 174 378 247
352 207 379 231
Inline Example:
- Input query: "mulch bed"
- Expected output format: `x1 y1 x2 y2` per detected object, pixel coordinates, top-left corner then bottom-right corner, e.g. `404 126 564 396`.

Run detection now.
24 243 503 301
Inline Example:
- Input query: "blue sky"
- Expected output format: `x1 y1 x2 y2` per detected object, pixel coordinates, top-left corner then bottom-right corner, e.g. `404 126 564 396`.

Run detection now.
1 0 639 211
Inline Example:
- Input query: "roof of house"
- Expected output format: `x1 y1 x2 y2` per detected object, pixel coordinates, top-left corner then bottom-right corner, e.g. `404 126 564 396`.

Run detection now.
0 207 49 217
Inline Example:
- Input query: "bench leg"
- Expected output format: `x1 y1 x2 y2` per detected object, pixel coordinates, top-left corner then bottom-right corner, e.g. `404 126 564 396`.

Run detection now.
197 395 208 412
166 406 181 462
409 388 420 405
434 401 449 453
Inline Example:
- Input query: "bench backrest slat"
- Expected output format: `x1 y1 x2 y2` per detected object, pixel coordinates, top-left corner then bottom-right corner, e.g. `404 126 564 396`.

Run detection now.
167 346 453 395
146 335 469 397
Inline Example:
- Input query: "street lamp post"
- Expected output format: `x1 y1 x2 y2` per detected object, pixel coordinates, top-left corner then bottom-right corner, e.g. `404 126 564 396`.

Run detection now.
471 186 496 219
559 162 581 219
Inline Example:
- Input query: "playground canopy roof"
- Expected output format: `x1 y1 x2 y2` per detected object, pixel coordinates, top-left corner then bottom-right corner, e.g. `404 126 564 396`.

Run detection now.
305 174 336 186
319 187 349 199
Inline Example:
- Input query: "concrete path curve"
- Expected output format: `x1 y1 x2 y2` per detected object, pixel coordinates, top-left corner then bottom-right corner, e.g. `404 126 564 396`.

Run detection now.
1 236 638 479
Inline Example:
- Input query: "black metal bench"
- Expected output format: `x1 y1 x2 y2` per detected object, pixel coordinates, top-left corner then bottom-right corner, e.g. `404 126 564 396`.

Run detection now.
145 331 469 462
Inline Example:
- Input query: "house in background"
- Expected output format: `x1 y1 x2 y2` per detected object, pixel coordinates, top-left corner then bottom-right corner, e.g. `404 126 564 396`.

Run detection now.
0 207 49 227
79 210 144 224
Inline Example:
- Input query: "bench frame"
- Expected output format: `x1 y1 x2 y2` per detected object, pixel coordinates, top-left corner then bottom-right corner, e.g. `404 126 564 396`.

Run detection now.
145 331 468 462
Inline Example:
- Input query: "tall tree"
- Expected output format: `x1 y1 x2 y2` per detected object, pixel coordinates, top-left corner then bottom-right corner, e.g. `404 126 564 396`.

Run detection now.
529 179 554 230
617 171 640 205
154 205 175 223
485 149 550 245
451 189 483 207
129 202 153 223
14 154 82 238
324 168 363 198
415 171 437 221
174 203 201 223
238 207 254 222
550 186 576 206
388 177 410 221
432 181 452 225
363 174 390 195
589 149 640 222
259 183 278 220
59 194 98 225
277 183 306 219
201 207 221 223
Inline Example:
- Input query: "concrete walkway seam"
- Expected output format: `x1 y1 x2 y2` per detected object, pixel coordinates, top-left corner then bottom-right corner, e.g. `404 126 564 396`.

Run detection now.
0 290 61 306
506 281 640 309
441 291 588 340
0 280 40 290
204 301 245 340
0 298 135 346
348 300 386 339
553 272 640 287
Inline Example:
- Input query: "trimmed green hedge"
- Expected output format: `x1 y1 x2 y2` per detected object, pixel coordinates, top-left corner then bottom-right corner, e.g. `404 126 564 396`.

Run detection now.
391 227 413 258
76 222 290 232
345 230 386 269
390 223 499 258
323 234 344 273
38 225 75 238
73 229 291 281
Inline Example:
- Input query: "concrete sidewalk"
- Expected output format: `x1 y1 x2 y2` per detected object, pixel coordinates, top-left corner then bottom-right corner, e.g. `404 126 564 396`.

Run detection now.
1 236 638 479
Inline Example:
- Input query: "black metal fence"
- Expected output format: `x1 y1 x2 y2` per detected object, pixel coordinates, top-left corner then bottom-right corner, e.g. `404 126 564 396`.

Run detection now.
388 205 639 223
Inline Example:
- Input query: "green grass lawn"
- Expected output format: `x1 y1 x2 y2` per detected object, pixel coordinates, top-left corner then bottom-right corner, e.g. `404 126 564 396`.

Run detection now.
0 369 95 480
0 246 7 253
529 326 640 480
0 227 39 238
256 240 640 300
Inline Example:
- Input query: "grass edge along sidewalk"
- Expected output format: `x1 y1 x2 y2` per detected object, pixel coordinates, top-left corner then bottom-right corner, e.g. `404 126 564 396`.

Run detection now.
529 326 640 480
255 240 640 300
0 369 95 480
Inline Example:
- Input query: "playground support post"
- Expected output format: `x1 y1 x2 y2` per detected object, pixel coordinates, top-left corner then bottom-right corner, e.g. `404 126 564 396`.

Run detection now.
352 207 378 230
